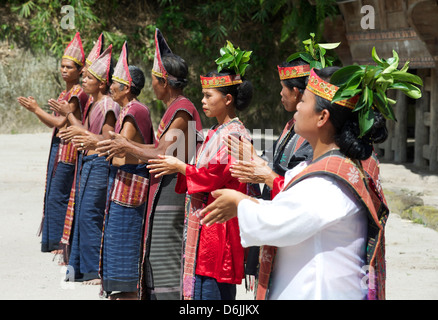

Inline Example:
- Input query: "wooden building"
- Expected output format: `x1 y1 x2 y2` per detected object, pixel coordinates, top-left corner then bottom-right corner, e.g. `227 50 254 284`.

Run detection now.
321 0 438 171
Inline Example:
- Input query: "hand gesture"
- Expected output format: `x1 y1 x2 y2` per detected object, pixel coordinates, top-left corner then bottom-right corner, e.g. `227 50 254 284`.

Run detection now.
96 131 128 160
17 96 40 113
200 189 245 226
59 125 85 142
147 155 186 178
72 131 100 151
48 99 72 116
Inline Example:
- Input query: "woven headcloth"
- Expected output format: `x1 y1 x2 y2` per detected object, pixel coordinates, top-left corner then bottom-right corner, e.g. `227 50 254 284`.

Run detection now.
112 41 133 87
62 32 85 67
88 45 112 83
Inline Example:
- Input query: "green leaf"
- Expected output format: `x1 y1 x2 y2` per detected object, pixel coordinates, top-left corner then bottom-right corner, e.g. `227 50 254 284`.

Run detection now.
358 106 375 138
330 65 364 86
286 52 305 62
239 63 250 76
352 92 367 112
299 52 313 63
374 91 396 121
391 71 423 86
215 53 234 65
399 61 410 73
388 82 422 99
371 47 382 65
310 60 323 69
302 39 312 45
318 42 341 50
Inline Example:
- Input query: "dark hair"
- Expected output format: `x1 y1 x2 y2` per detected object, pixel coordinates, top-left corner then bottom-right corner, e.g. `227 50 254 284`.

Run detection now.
313 67 388 160
279 58 308 93
155 53 189 89
204 69 253 111
128 65 145 96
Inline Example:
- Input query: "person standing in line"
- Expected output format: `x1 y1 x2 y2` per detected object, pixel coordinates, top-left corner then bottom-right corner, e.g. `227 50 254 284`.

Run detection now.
52 32 106 264
147 41 256 300
17 32 88 256
200 66 399 300
96 29 204 300
50 45 120 285
98 42 154 300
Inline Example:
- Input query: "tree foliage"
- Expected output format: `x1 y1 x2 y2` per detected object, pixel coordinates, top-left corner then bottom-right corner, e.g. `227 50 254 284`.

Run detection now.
1 0 339 132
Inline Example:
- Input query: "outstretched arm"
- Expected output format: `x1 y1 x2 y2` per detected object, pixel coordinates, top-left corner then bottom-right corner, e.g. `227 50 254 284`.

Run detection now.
17 96 66 129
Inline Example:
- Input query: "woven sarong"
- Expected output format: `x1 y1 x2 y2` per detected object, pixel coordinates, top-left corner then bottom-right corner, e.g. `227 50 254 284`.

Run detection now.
67 154 109 281
139 96 203 300
40 84 88 252
100 164 149 294
41 158 75 252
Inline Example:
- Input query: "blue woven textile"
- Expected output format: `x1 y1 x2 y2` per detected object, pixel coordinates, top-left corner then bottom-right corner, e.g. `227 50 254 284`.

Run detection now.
41 137 75 252
68 154 109 281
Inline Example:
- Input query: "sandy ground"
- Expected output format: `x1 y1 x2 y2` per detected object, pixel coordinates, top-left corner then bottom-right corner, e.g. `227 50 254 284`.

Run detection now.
0 132 437 300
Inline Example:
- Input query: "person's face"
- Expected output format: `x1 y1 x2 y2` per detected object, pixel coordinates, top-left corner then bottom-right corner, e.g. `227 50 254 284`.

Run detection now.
110 81 127 104
82 71 100 95
151 74 166 100
82 65 89 77
60 58 81 83
293 89 321 139
201 88 229 118
280 82 300 112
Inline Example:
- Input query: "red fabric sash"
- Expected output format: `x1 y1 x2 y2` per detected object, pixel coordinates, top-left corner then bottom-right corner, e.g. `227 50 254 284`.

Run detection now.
115 100 154 143
256 150 388 300
56 85 88 165
110 170 149 207
87 96 120 135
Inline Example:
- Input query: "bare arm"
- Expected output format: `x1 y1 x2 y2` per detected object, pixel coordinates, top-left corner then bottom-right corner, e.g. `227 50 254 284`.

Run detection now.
17 96 66 129
97 110 191 162
72 111 117 151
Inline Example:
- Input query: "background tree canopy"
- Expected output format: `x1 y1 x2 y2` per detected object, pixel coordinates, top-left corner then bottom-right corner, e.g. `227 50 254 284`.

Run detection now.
1 0 339 133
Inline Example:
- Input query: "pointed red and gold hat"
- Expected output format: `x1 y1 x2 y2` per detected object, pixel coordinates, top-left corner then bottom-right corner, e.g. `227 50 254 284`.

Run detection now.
85 33 104 67
62 32 85 67
152 28 177 81
112 41 132 87
88 45 112 83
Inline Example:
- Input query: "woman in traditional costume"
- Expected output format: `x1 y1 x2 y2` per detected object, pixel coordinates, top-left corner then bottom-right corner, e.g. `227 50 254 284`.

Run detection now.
17 32 88 255
147 41 256 300
50 33 107 265
51 45 120 284
99 42 154 300
228 35 341 199
201 51 423 300
96 29 204 300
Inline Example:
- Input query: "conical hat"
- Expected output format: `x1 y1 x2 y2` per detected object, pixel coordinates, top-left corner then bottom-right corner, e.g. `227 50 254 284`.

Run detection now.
88 45 112 83
62 32 85 67
86 33 104 67
152 28 176 80
112 41 132 86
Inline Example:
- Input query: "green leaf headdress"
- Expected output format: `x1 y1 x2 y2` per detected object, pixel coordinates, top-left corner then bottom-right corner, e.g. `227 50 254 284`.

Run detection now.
200 40 252 89
286 33 340 69
279 33 340 81
330 47 423 137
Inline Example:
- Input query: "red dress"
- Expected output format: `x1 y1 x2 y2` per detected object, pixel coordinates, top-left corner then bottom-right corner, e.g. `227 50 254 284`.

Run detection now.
177 122 248 288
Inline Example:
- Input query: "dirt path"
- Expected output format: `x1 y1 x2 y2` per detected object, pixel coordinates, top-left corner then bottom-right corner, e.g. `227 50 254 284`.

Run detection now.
0 133 437 300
